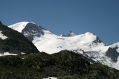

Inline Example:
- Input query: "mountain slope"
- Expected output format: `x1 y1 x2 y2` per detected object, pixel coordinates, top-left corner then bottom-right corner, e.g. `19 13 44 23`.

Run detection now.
0 50 119 79
0 22 39 55
8 22 119 70
9 22 107 53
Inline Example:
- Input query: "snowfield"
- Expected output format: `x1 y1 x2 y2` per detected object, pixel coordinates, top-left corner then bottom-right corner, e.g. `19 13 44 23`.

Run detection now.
33 31 108 54
0 52 17 56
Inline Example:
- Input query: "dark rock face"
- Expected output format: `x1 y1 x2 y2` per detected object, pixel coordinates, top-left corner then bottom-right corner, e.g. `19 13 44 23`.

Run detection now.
22 23 45 41
0 21 2 25
0 24 39 54
60 34 66 37
93 36 102 44
106 47 119 62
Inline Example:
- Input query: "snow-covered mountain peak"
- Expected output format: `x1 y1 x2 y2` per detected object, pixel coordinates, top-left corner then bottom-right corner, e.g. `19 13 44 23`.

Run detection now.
82 32 103 44
9 22 105 53
8 21 46 32
8 22 29 32
9 22 53 41
67 31 76 37
84 32 94 35
80 32 97 43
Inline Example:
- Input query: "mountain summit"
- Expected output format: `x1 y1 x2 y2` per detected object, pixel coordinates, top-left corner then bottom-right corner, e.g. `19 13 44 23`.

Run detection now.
9 22 52 41
67 31 76 37
8 21 119 70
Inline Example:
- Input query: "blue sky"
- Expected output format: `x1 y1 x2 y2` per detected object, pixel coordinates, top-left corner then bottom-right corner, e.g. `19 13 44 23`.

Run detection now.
0 0 119 45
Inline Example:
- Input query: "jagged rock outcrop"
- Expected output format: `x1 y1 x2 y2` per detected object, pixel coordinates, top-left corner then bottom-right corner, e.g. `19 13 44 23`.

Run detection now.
22 23 45 41
67 31 75 37
106 47 119 62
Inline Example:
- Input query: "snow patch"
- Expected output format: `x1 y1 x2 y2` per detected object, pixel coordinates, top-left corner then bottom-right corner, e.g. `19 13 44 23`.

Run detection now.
0 52 17 56
113 56 119 70
21 52 25 54
67 31 75 37
0 31 8 40
43 77 57 79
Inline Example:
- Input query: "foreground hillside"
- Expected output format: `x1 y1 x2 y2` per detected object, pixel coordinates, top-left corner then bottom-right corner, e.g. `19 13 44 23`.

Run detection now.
0 23 39 55
0 50 119 79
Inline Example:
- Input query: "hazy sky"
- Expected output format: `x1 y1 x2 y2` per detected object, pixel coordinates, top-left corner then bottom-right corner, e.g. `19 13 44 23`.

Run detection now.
0 0 119 45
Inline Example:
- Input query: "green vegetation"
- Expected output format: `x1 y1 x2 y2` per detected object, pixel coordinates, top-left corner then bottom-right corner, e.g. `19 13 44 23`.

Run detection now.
0 50 119 79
